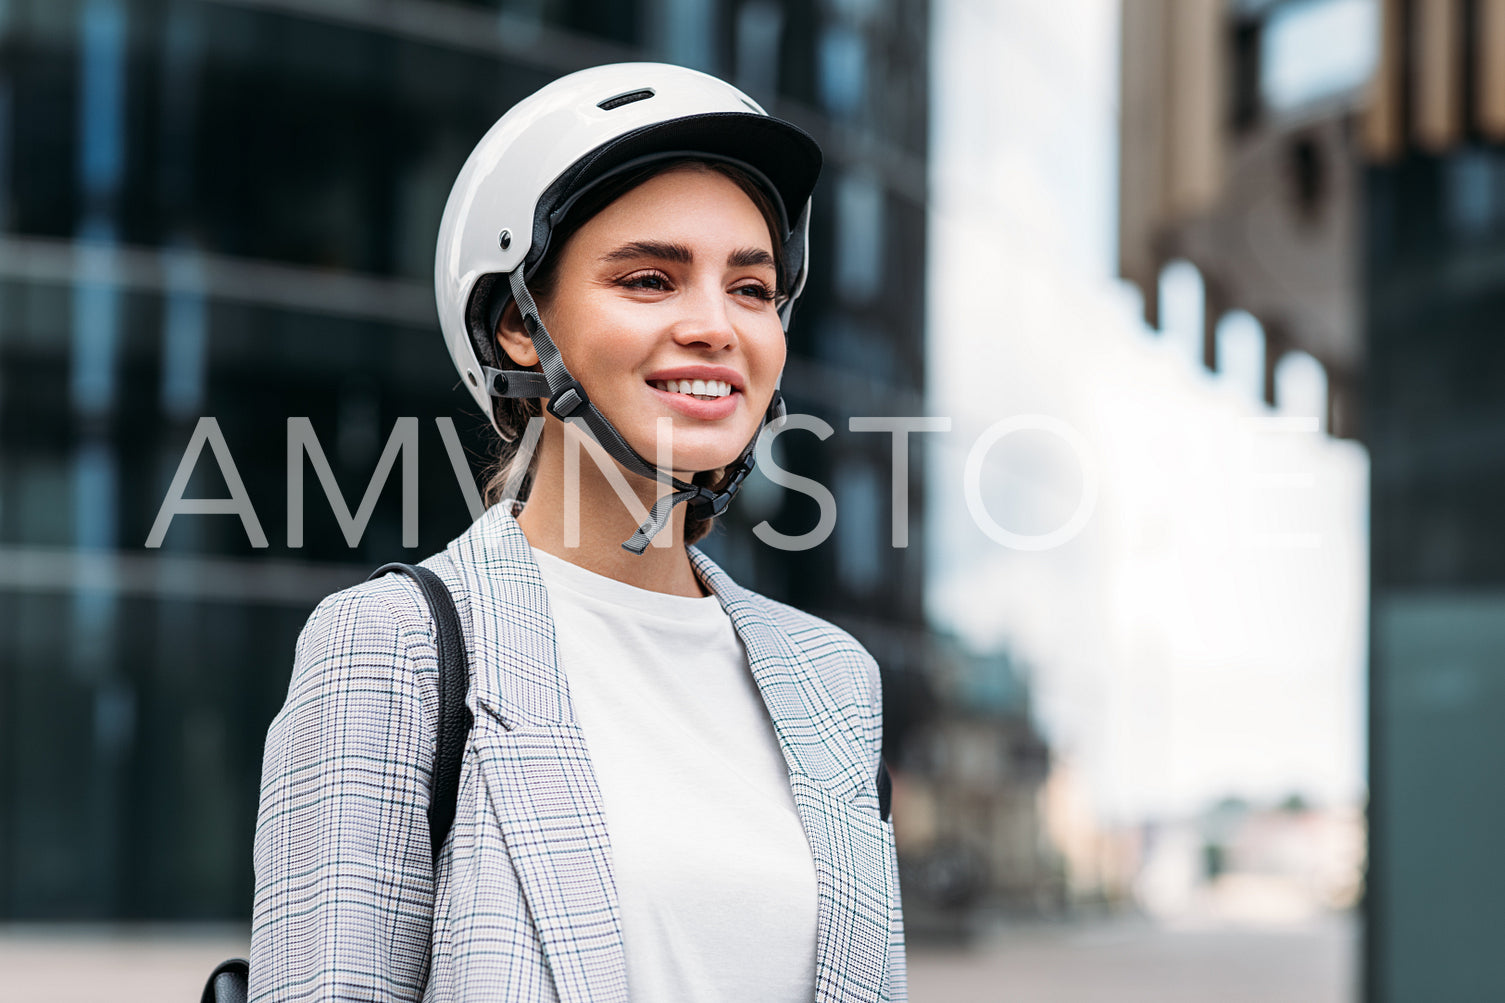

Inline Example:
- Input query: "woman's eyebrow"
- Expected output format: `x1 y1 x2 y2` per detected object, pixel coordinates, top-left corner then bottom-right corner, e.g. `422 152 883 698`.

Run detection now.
599 241 776 270
729 247 776 269
600 240 692 264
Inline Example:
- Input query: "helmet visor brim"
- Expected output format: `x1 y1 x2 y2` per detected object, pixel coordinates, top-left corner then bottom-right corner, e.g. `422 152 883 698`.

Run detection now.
526 111 821 273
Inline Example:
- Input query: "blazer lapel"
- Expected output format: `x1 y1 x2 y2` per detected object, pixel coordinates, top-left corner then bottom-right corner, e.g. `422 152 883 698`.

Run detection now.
691 548 896 1003
445 505 629 1003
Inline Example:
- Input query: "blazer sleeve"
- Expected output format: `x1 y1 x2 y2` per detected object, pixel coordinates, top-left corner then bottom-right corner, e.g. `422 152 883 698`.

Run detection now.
864 651 908 1002
250 582 438 1003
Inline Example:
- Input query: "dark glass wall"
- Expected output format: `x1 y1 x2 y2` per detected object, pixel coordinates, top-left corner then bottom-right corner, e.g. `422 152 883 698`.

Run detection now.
0 0 929 918
1365 148 1505 1001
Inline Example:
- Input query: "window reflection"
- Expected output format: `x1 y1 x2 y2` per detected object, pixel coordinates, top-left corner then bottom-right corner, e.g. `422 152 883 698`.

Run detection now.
836 456 883 594
817 23 866 120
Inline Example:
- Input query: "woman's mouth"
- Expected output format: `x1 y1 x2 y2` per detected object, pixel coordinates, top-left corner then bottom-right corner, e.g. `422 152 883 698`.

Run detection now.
650 378 733 401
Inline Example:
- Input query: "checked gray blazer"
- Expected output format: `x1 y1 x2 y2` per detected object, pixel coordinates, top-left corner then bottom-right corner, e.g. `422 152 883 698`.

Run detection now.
250 503 907 1002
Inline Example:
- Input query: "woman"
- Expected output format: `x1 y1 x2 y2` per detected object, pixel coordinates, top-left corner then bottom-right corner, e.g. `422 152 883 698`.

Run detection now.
251 63 905 1002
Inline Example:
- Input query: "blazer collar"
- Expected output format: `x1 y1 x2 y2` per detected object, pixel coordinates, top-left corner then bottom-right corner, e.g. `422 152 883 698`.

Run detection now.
443 501 568 729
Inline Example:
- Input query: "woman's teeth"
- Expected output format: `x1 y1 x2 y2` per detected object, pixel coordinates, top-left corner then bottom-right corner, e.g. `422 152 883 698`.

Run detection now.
652 379 733 400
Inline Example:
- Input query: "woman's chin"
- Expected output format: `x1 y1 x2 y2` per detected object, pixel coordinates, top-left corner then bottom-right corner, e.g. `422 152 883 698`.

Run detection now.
663 459 734 484
622 434 749 482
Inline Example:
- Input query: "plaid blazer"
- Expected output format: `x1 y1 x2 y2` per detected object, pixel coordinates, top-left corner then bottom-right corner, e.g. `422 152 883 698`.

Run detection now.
251 503 906 1002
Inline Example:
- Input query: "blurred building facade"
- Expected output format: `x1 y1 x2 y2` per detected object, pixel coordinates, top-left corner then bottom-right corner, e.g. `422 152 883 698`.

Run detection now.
0 0 931 919
1120 0 1505 998
890 638 1060 921
1118 0 1368 438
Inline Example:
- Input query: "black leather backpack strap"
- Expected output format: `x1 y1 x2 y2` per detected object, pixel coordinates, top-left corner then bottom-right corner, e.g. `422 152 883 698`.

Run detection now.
367 562 475 861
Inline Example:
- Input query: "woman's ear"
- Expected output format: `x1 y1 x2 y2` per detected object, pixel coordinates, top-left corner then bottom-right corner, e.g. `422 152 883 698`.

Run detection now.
496 299 540 368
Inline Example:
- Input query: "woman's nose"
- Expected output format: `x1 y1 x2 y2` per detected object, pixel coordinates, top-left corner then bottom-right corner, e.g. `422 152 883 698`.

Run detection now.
670 282 737 351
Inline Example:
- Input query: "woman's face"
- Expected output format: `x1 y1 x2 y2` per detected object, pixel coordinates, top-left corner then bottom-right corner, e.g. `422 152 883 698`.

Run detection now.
508 166 787 479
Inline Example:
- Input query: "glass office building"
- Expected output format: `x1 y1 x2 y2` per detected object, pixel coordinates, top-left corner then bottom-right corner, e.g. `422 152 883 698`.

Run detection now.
0 0 929 918
1365 147 1505 1001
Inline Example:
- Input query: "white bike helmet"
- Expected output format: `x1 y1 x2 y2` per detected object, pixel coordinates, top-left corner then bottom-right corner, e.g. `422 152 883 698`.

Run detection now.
434 62 821 553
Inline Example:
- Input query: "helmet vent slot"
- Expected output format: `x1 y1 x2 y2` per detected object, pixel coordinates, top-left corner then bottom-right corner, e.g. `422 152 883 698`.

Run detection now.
598 88 655 111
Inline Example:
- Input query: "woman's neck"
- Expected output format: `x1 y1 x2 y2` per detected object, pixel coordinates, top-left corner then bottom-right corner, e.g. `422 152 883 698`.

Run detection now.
515 431 707 598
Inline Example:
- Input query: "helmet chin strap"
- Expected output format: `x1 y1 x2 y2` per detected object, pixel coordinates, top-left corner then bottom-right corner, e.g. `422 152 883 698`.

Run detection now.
486 268 785 555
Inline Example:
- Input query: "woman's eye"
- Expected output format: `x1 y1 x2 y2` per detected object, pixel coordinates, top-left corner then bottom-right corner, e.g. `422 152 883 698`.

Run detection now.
622 272 670 291
735 282 776 302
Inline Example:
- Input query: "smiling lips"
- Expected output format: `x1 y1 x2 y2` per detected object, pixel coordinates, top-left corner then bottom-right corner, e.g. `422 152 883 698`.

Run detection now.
650 378 733 399
646 376 741 419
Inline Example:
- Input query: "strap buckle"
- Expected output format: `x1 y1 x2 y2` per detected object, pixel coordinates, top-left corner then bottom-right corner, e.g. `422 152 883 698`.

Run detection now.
484 366 552 400
546 380 590 419
688 460 753 520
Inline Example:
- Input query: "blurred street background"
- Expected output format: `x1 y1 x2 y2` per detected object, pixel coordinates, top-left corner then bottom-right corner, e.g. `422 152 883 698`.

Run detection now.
3 0 1502 1000
0 913 1358 1002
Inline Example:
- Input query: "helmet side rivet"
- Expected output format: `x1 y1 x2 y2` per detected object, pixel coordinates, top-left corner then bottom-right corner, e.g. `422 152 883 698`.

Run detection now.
498 229 512 250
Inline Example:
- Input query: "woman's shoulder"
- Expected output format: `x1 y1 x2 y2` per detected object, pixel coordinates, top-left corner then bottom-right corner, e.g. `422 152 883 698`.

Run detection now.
744 589 873 661
692 547 879 680
300 548 465 635
299 571 431 649
285 556 459 699
734 587 881 700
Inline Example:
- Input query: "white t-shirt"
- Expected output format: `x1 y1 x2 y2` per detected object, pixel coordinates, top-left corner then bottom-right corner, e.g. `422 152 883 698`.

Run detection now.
531 547 819 1003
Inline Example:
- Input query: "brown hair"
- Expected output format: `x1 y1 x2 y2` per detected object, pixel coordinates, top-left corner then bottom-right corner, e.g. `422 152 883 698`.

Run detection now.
480 158 787 545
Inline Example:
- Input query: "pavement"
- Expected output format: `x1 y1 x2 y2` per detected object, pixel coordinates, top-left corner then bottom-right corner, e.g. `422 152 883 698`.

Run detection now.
0 912 1356 1002
0 925 249 1003
908 912 1358 1003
